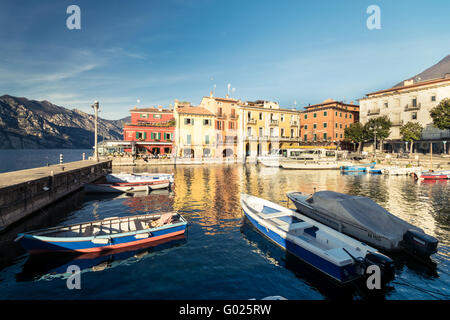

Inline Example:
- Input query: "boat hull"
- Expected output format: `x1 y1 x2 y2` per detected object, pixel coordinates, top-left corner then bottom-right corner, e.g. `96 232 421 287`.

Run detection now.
280 161 352 170
340 162 376 172
18 223 186 254
84 180 170 193
241 204 358 283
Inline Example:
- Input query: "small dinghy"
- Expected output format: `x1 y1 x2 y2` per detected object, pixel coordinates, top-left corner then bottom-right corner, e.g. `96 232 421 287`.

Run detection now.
106 173 174 184
340 162 376 172
413 170 450 180
286 191 438 257
240 194 394 284
84 178 171 193
15 212 187 254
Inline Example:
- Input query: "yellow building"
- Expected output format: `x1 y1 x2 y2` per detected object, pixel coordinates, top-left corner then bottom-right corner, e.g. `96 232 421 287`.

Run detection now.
173 100 217 158
237 100 300 160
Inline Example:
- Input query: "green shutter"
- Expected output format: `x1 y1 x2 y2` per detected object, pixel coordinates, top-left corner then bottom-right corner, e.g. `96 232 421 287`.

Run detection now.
136 132 139 139
143 132 147 140
158 132 161 140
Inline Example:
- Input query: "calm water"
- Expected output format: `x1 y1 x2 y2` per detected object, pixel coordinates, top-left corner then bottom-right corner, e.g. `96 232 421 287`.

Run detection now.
0 149 92 173
0 157 449 299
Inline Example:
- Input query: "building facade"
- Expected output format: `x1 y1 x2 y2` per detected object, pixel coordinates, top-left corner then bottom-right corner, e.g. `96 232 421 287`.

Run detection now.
300 99 359 148
199 94 240 158
237 100 300 159
359 76 450 153
173 101 217 158
123 106 175 155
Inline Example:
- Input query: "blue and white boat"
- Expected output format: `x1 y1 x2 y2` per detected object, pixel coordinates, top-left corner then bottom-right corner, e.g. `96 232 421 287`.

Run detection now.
15 213 187 254
240 194 394 284
340 162 376 172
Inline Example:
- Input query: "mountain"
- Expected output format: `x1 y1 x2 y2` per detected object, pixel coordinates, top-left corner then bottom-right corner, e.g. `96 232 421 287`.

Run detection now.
0 95 126 149
394 54 450 87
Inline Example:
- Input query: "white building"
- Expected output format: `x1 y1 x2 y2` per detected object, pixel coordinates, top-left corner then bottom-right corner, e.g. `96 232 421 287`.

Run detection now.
359 76 450 153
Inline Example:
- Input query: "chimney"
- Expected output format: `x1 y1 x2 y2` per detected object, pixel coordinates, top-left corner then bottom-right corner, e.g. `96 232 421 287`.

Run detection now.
158 105 163 112
404 79 414 86
349 101 354 105
226 94 229 98
210 91 213 98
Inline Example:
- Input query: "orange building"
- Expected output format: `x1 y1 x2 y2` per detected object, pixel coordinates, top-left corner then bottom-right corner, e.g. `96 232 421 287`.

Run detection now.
199 93 241 157
300 99 359 148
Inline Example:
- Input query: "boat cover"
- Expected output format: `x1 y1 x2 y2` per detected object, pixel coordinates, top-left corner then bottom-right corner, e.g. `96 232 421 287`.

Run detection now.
309 191 422 240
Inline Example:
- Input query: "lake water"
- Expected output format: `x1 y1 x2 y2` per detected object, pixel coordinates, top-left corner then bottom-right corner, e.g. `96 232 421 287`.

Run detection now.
0 151 449 300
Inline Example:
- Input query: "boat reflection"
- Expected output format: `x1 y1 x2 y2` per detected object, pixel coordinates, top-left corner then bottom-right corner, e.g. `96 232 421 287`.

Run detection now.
16 234 186 282
240 218 393 300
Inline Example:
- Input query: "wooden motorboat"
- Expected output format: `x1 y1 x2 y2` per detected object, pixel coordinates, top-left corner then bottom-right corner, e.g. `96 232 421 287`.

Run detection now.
15 212 187 254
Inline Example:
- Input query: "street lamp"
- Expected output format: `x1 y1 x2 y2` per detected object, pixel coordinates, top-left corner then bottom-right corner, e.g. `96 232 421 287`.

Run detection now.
92 101 99 162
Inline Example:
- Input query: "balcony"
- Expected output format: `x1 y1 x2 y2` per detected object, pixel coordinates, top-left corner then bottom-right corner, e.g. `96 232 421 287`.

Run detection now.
216 113 227 120
269 119 279 126
246 118 257 124
290 120 299 126
391 119 404 126
367 108 380 116
404 103 421 111
229 114 238 120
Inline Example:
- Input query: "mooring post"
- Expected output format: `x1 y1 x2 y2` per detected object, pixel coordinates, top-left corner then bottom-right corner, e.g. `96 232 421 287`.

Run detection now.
59 154 63 164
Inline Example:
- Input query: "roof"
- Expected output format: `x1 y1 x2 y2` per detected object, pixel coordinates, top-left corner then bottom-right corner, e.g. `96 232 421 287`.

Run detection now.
129 107 173 113
302 100 359 110
365 77 450 97
176 106 215 116
203 96 239 103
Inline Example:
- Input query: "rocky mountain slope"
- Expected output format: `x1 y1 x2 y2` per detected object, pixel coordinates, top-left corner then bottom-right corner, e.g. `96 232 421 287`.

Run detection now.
0 95 127 149
394 54 450 87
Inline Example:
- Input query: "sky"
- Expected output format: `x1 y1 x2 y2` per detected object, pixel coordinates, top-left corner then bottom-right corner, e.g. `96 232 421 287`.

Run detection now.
0 0 449 120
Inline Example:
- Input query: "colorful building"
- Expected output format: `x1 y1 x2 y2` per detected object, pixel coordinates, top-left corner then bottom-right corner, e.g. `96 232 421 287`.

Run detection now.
123 106 175 155
237 100 300 159
300 99 359 148
199 93 240 157
173 100 216 158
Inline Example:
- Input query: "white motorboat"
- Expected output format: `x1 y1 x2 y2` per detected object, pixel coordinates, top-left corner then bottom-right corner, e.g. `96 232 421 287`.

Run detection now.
106 173 174 184
240 194 395 284
85 179 171 193
286 190 438 257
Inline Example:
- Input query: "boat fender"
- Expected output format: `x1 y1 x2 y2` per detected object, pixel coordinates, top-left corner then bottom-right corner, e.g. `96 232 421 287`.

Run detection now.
364 252 395 283
402 229 438 256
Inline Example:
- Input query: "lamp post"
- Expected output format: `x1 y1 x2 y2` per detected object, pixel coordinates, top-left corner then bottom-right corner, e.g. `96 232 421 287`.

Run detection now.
92 101 99 162
444 141 447 155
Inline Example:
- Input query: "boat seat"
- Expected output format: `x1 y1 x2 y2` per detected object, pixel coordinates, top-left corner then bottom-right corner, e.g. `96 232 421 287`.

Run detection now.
325 248 353 264
278 221 312 232
83 226 94 237
261 212 292 220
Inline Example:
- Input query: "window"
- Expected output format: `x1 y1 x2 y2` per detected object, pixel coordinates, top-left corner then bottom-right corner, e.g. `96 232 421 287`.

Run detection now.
231 109 236 118
323 122 327 128
323 133 327 140
349 114 352 119
412 98 417 107
345 113 347 118
304 134 307 141
335 123 338 128
247 127 252 137
151 132 161 140
136 132 146 139
229 121 235 130
281 128 285 137
313 124 317 129
203 119 211 126
336 133 338 138
340 134 343 138
281 114 285 122
205 135 210 145
304 114 308 120
259 112 263 120
335 111 338 116
184 118 193 125
247 111 251 119
304 124 308 130
259 127 263 136
140 113 148 118
431 95 436 102
313 113 317 118
412 112 417 120
186 134 191 145
313 134 317 141
324 111 327 116
340 124 342 129
153 114 162 119
165 133 172 140
270 128 274 137
216 121 223 130
291 128 294 137
340 112 342 117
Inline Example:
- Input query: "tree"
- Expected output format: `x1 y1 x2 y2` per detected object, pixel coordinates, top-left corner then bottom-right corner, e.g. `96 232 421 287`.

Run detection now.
363 116 392 151
400 122 423 154
344 122 365 153
430 98 450 130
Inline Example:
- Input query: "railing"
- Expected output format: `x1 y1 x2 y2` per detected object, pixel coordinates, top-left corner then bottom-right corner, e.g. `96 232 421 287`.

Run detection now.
367 108 380 115
246 118 257 124
216 113 227 119
391 119 404 126
404 103 421 111
269 119 279 126
290 121 298 126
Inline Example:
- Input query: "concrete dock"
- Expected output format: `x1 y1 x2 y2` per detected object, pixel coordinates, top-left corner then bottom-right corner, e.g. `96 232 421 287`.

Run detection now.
0 160 111 231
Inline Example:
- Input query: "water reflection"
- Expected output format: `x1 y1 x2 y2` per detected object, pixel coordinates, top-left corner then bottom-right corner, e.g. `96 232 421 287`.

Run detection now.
16 234 186 282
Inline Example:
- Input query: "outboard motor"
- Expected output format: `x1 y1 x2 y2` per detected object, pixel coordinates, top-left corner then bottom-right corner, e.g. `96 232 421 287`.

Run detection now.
402 229 438 257
364 252 395 283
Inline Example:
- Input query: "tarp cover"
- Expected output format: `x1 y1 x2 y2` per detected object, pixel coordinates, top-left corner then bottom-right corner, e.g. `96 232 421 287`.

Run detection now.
310 191 422 241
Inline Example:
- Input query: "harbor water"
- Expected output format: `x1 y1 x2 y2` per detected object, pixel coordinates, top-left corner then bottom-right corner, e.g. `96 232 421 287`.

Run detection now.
0 153 449 299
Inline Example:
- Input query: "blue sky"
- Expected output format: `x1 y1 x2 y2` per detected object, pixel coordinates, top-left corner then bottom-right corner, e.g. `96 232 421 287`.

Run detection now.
0 0 449 119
